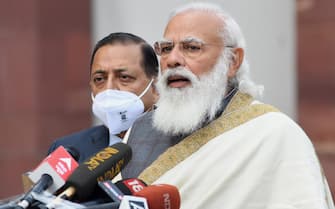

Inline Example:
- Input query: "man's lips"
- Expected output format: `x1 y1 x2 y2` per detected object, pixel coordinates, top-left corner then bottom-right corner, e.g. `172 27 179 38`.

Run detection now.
167 75 191 88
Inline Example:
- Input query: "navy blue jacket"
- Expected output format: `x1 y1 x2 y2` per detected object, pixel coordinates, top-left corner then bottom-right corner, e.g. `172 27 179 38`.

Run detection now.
47 125 109 163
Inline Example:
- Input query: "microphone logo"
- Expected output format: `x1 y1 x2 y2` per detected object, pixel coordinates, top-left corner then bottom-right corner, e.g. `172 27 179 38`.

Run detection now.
119 195 148 209
27 146 79 193
163 193 171 209
55 158 74 175
96 158 125 181
49 150 78 179
123 178 146 193
129 200 145 209
85 146 119 170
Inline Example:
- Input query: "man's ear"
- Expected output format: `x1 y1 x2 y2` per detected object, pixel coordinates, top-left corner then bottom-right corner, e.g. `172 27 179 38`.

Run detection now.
227 47 244 78
152 78 159 100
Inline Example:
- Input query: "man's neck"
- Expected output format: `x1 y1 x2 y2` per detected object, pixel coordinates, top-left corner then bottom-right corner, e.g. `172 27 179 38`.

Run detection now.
117 131 126 139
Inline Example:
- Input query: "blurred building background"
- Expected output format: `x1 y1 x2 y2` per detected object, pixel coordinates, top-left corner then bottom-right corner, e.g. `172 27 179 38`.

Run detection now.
0 0 334 199
297 0 335 199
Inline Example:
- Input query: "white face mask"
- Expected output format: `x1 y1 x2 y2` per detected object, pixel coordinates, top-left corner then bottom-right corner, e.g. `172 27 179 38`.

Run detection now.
92 79 153 135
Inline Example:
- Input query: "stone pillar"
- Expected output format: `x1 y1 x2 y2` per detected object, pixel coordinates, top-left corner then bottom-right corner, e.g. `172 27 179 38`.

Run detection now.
0 0 91 197
298 0 335 197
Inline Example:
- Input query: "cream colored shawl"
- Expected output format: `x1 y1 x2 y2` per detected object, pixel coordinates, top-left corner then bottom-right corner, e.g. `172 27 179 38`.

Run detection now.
139 92 334 209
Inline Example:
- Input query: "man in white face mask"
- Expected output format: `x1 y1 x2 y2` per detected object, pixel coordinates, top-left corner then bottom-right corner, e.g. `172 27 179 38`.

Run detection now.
47 32 158 163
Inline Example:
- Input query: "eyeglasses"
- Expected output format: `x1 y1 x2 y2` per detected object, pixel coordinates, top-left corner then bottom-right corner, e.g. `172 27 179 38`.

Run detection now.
154 38 233 59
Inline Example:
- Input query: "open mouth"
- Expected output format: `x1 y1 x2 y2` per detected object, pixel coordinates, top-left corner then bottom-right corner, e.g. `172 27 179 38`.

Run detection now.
167 75 191 88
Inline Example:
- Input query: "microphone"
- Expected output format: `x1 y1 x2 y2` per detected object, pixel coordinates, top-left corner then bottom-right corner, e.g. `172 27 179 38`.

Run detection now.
27 146 79 193
98 181 180 209
63 146 80 163
98 178 147 203
86 182 179 209
13 146 79 209
115 178 147 195
47 142 132 206
134 184 181 209
14 174 53 209
84 196 148 209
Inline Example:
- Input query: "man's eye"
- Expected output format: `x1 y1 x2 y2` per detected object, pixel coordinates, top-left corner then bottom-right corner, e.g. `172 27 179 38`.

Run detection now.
119 74 133 82
161 45 173 54
183 43 201 51
160 43 174 53
93 76 105 84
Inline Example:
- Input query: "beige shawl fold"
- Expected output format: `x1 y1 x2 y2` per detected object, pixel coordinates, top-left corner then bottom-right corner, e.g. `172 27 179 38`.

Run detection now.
139 91 278 184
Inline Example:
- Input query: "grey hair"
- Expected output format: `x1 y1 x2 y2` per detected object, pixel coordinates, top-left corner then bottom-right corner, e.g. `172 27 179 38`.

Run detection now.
169 2 264 98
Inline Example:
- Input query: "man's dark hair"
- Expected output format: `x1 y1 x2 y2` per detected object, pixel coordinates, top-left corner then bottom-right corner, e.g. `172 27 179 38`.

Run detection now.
90 32 158 78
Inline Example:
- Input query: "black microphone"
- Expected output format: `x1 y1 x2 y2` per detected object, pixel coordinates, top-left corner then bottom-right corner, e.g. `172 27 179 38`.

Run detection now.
46 142 132 207
14 174 53 209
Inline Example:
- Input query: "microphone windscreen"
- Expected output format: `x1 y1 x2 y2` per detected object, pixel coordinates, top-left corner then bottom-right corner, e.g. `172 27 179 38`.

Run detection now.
66 142 132 200
115 178 147 195
134 184 181 209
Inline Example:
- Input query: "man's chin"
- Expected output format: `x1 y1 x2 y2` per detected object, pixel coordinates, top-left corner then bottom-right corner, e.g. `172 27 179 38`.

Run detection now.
152 94 207 136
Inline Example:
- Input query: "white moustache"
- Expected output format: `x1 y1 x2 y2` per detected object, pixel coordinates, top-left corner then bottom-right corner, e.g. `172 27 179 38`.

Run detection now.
159 67 199 88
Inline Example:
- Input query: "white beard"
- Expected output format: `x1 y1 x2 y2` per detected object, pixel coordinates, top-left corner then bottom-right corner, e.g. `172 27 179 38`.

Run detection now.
153 55 230 136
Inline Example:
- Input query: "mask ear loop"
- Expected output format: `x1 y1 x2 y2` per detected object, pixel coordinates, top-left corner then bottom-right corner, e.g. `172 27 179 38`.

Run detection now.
138 78 154 99
91 92 95 102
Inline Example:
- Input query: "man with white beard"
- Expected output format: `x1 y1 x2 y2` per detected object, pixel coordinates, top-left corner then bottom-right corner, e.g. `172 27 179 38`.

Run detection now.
123 2 334 209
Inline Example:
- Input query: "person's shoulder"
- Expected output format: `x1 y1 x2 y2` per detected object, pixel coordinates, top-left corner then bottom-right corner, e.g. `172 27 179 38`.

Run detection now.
138 110 154 121
252 109 311 145
47 125 108 154
131 110 154 127
259 110 299 129
57 125 108 141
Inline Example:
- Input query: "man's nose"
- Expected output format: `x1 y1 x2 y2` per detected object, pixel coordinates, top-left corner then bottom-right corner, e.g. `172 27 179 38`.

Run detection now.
165 45 186 68
106 77 119 90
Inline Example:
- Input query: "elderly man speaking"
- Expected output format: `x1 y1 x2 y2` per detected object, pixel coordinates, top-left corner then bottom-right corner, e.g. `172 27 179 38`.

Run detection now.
124 2 335 209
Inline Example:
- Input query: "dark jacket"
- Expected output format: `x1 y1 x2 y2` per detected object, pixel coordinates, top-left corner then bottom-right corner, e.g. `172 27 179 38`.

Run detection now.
47 125 109 163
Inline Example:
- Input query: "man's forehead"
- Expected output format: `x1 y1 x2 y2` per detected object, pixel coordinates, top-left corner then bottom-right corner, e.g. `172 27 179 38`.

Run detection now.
161 36 205 43
163 11 223 44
